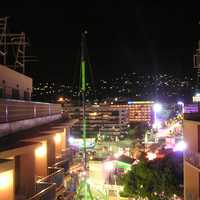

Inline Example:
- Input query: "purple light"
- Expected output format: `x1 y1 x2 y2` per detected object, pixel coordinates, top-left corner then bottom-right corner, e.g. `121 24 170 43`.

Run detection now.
173 141 187 152
69 137 74 144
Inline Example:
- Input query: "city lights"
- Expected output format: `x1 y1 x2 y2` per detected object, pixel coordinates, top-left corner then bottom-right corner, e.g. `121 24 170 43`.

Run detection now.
146 152 157 161
58 97 64 102
114 151 123 158
153 103 162 131
90 112 97 116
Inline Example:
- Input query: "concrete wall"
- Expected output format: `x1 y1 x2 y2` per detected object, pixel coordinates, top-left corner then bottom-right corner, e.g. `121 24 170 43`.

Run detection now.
184 120 200 200
0 160 15 200
35 141 48 178
0 114 62 137
184 161 199 200
15 150 35 197
184 120 199 152
0 64 32 99
47 138 56 167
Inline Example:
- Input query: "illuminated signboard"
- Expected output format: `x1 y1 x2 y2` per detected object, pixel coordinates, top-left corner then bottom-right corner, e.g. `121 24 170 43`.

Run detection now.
193 95 200 102
184 104 198 113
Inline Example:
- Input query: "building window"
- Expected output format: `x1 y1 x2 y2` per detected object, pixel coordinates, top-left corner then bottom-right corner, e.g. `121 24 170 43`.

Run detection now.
0 87 3 98
12 89 19 99
24 91 30 100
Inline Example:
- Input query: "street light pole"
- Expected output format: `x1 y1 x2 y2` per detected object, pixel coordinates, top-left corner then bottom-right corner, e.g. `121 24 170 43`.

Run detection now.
153 103 162 131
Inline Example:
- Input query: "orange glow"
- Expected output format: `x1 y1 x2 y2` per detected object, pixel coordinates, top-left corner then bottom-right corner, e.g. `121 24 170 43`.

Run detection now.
0 174 9 188
35 142 47 157
58 97 64 102
90 112 97 116
0 170 13 189
54 133 62 144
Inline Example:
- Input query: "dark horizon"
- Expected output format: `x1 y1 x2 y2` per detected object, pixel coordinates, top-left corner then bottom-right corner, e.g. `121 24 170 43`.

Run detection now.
1 1 200 82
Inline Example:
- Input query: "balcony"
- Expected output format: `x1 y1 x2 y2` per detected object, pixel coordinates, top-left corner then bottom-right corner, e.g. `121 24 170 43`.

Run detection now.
27 167 64 200
54 148 72 172
28 183 56 200
185 150 200 169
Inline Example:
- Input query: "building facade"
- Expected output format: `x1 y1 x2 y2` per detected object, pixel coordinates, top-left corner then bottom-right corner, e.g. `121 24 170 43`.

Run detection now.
111 101 154 123
0 64 32 100
184 112 200 200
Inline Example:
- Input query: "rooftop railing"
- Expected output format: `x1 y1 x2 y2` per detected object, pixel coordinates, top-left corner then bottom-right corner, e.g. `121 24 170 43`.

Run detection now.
0 98 61 123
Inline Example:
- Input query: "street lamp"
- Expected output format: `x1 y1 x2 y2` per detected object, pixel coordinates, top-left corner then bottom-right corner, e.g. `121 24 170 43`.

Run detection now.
177 101 184 114
153 103 162 131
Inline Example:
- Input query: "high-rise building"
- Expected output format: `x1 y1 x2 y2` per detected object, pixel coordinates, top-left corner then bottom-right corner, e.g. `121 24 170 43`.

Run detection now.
111 101 154 123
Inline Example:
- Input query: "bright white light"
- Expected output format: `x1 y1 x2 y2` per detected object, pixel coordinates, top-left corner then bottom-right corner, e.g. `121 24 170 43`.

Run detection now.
196 93 200 97
177 101 184 106
114 151 123 158
153 103 162 113
104 161 114 171
69 137 74 144
146 152 157 161
86 178 92 185
173 141 187 152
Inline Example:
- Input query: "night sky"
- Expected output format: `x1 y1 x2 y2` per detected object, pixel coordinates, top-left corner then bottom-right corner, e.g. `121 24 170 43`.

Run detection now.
2 1 200 82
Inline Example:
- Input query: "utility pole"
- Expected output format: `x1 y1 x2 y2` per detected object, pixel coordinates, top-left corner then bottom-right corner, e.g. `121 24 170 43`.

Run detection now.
76 30 94 200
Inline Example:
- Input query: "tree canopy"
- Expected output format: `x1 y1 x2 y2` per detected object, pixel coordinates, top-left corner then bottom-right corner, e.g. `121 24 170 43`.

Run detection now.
120 152 183 200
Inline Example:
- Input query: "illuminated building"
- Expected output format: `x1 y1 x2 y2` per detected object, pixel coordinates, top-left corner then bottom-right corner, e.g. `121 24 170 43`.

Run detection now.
0 64 32 100
71 104 128 139
111 101 154 123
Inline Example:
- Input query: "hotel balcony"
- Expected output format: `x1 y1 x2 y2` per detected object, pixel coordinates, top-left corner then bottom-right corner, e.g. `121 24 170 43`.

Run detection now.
27 167 64 200
54 148 72 173
0 98 78 200
28 182 56 200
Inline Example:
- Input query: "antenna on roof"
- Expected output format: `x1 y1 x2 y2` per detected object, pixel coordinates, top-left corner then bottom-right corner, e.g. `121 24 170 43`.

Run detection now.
0 16 37 74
